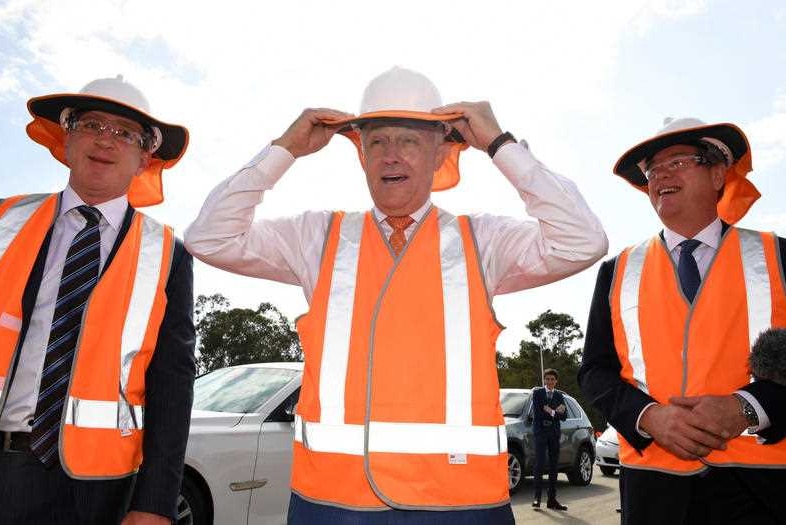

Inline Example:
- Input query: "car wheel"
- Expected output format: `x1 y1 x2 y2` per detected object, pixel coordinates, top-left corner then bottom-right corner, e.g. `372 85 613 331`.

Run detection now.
507 448 525 494
600 465 617 476
177 475 209 525
567 446 593 486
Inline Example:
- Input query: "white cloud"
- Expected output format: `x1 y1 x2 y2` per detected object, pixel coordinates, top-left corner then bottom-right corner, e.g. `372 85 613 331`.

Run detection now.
746 91 786 171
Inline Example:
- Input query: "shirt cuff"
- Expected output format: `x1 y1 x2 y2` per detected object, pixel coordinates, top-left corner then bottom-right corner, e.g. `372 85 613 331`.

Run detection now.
734 389 771 432
636 402 659 438
491 141 539 187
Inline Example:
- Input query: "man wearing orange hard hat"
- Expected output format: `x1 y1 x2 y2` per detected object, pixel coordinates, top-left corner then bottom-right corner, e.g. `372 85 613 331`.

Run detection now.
579 117 786 523
0 76 196 524
186 66 607 523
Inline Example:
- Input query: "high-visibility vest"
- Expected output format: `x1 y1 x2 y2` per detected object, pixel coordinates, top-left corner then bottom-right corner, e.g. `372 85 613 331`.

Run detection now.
0 193 174 478
610 228 786 474
292 208 509 510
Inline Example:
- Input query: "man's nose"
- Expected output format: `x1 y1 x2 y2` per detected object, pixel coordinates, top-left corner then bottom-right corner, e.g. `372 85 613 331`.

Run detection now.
381 142 402 162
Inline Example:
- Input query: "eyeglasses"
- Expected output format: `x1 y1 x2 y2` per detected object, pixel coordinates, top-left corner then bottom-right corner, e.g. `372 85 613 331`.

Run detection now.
67 117 151 150
644 154 709 181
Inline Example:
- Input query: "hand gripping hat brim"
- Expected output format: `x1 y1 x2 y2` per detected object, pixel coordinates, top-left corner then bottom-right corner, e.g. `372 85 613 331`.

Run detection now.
25 76 189 207
614 118 759 224
320 67 468 191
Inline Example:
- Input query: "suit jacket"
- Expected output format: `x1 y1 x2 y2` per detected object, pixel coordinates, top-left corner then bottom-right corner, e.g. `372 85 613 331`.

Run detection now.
532 387 568 435
578 225 786 450
11 202 196 519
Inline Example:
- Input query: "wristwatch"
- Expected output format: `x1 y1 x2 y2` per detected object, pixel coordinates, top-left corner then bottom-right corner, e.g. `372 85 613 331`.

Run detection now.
733 393 759 429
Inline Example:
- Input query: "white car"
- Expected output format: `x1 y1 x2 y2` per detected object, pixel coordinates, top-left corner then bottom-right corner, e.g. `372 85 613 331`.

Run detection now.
177 362 302 525
595 424 620 476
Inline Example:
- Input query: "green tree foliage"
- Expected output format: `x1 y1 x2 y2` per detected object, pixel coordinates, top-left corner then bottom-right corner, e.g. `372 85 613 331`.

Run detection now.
498 309 605 430
194 294 303 374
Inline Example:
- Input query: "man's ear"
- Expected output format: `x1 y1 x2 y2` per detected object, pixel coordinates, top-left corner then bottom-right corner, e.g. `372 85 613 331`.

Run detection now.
135 151 152 176
710 164 726 192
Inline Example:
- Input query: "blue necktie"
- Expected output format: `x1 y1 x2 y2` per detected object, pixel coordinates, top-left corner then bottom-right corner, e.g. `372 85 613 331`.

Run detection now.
677 239 702 302
30 206 101 467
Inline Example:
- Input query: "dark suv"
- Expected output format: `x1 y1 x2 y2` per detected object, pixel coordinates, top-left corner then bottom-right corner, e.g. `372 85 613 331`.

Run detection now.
500 388 596 493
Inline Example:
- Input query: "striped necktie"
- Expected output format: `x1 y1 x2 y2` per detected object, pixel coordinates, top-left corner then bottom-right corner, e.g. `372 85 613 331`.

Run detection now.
386 215 414 256
30 205 101 467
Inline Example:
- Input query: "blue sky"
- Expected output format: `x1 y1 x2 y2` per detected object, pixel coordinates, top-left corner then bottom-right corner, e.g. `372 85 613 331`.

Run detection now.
2 0 785 355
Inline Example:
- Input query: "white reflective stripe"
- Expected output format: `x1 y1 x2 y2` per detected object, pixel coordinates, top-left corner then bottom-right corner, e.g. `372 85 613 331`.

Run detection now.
65 397 144 429
319 213 365 425
0 312 22 332
619 241 650 394
294 415 504 456
438 211 472 426
118 217 167 431
0 194 50 259
738 229 772 351
499 425 508 452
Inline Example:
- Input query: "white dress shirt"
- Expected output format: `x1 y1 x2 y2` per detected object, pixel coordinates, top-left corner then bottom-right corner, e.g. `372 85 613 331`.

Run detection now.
185 141 608 305
636 218 770 435
0 186 128 431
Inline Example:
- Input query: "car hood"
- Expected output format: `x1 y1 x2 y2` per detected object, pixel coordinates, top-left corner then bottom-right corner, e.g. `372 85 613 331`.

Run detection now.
189 409 246 428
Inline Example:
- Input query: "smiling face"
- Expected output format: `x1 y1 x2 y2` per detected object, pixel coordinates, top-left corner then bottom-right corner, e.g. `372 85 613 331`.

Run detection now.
360 122 450 216
64 110 151 205
646 144 726 237
544 374 558 389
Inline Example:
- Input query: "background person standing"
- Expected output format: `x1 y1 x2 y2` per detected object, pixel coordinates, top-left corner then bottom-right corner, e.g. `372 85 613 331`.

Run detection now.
531 368 569 511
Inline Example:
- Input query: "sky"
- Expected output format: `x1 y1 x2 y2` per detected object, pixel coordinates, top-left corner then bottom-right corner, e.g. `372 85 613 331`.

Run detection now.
2 0 785 357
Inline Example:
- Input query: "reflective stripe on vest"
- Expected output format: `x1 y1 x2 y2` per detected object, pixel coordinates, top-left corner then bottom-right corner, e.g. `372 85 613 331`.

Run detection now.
319 212 364 426
116 215 166 431
295 415 506 456
65 397 144 429
300 210 502 455
618 240 650 393
0 194 50 258
619 231 771 387
738 229 771 349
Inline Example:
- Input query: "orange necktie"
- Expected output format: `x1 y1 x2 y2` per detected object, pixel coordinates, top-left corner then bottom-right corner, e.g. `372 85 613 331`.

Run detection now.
386 215 414 256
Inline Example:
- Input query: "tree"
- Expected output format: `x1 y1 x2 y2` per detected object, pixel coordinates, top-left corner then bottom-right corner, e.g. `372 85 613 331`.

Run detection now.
498 309 605 430
194 294 302 374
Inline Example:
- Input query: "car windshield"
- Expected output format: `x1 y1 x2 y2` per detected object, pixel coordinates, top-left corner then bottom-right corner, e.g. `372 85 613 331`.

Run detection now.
500 391 530 417
193 366 299 413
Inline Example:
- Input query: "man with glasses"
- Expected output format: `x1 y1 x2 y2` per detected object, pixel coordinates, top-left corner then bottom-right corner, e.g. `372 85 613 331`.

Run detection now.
0 76 195 524
579 118 786 524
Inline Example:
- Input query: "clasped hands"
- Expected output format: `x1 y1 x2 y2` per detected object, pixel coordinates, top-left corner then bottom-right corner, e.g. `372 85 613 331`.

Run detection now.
639 395 749 460
543 404 566 417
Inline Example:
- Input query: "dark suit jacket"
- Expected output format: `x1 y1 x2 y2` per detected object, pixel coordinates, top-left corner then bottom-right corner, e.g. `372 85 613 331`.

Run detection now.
532 387 568 435
578 226 786 450
10 202 196 520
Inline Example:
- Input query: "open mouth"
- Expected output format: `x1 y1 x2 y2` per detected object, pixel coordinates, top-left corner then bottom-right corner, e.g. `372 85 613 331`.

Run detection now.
381 175 408 184
657 186 680 196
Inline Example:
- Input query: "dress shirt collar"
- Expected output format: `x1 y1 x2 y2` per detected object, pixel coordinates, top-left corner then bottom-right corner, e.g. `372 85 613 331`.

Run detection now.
61 185 128 233
663 217 722 253
372 199 432 224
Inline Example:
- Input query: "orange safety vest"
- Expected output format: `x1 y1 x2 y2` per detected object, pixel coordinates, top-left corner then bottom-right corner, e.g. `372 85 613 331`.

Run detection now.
0 193 174 479
610 227 786 474
292 208 509 510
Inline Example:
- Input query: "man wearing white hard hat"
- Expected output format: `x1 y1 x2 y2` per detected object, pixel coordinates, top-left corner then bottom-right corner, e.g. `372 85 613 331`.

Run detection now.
0 76 196 524
186 66 607 523
579 118 786 523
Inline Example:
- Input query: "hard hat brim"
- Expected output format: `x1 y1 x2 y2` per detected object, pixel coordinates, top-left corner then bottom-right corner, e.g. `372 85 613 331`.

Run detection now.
27 93 188 161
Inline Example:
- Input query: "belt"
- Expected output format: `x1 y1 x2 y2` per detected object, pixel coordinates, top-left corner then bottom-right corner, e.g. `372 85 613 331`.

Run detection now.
1 431 32 452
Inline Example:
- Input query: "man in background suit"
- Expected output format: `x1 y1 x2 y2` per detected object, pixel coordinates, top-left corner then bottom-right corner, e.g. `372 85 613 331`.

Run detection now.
531 368 568 511
0 76 195 524
579 118 786 524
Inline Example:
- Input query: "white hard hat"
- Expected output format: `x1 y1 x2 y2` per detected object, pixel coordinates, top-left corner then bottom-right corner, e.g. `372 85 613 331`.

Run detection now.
321 66 468 191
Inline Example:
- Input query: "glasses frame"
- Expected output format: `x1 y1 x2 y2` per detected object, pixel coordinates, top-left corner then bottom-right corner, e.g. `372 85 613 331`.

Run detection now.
644 154 709 181
65 114 153 151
